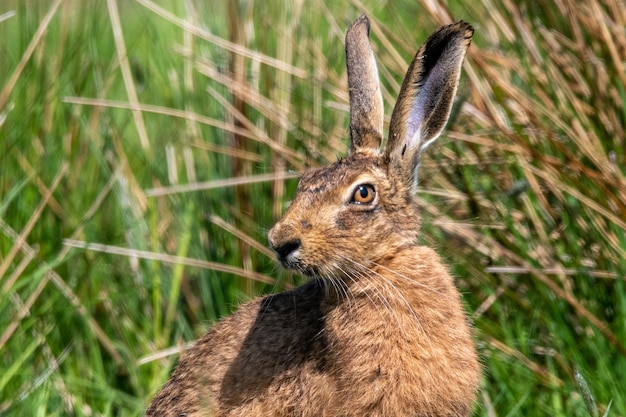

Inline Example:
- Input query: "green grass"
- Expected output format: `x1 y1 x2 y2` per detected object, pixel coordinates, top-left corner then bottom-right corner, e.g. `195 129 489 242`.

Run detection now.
1 0 624 415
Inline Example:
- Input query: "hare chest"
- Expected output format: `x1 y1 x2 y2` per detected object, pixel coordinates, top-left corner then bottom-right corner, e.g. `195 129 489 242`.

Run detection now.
201 258 476 416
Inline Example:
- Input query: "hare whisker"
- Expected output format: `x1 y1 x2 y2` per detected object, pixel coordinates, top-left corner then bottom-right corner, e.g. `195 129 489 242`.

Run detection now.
372 260 446 296
335 254 424 340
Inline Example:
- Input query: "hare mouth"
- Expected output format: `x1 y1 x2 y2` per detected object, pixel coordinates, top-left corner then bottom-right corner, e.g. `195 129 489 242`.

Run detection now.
278 254 320 277
272 238 319 275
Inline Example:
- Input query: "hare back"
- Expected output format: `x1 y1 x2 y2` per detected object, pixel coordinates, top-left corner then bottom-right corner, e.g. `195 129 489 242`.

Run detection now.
145 246 479 417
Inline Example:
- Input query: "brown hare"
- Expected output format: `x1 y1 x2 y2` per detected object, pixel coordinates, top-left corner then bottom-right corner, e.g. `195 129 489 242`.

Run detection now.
146 15 480 417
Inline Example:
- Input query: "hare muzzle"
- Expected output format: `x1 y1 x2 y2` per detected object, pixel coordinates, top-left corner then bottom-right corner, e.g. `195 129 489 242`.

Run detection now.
268 222 302 266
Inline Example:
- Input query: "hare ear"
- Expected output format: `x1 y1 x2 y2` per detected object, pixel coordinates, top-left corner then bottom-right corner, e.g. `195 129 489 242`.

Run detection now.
386 21 473 184
345 15 384 155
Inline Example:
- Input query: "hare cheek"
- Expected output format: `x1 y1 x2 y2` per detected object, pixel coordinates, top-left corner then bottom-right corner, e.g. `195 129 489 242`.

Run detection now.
336 206 379 232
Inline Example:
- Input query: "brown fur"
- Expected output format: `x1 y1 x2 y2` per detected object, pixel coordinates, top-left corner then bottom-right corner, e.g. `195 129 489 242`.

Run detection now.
346 15 384 153
146 16 479 417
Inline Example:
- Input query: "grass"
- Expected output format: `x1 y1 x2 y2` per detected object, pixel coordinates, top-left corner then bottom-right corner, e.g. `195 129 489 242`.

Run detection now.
1 0 624 415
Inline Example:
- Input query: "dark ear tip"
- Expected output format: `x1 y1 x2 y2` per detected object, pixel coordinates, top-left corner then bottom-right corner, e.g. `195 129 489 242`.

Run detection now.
347 14 370 39
448 20 474 41
355 14 370 27
456 20 474 39
423 20 474 59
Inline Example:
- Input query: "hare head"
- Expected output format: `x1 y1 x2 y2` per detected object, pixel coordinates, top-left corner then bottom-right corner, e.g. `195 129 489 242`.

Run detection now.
268 15 473 280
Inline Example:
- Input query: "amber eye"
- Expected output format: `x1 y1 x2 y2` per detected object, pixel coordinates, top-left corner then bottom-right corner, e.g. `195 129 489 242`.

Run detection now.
351 184 376 205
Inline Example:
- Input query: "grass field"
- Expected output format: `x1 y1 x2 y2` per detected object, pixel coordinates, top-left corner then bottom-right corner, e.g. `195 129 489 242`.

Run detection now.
1 0 625 415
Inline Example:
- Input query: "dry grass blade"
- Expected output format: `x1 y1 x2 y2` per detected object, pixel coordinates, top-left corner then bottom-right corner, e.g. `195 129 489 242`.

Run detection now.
137 341 195 365
269 1 301 219
0 173 119 364
189 140 263 163
144 171 300 197
206 86 305 168
527 165 626 243
0 0 62 111
0 10 17 23
136 0 307 78
488 336 563 387
587 1 626 88
106 0 150 153
422 201 626 357
63 239 276 284
208 214 276 260
109 124 149 214
0 218 123 365
1 249 36 296
12 150 65 218
63 96 264 146
0 162 68 280
485 266 620 280
195 61 292 131
0 272 50 350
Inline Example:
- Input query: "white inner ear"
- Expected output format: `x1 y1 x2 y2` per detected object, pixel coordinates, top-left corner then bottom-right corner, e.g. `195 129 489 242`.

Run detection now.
405 126 421 155
406 63 448 155
406 126 432 191
373 59 384 137
418 129 440 155
403 107 445 159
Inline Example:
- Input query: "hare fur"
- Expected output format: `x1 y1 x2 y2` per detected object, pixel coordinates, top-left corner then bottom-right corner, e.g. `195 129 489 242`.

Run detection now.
146 15 480 417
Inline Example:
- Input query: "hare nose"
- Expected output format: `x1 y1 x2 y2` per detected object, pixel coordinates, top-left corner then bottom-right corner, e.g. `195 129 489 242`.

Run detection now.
272 239 301 261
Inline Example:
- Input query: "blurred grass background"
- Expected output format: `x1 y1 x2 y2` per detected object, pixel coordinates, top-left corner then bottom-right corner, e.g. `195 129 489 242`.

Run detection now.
1 0 625 415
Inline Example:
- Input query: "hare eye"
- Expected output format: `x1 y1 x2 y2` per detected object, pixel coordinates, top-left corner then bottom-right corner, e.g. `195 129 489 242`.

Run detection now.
351 184 376 205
